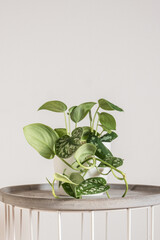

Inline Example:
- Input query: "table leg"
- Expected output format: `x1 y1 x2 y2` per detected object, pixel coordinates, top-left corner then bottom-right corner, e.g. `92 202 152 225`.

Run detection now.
127 209 131 240
58 211 62 240
91 211 94 240
105 212 108 240
5 204 8 240
37 211 40 240
29 209 33 240
12 206 15 240
81 212 84 240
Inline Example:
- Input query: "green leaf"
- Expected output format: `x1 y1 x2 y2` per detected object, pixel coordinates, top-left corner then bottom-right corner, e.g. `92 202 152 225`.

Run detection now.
81 127 98 141
74 143 96 164
81 127 92 141
54 128 67 137
100 132 118 142
68 106 77 114
99 124 112 134
98 156 123 168
71 127 83 139
98 98 123 112
87 134 113 159
38 100 67 112
23 123 58 159
70 173 84 197
55 128 83 158
99 112 116 131
76 177 110 197
62 183 76 198
70 102 96 123
70 172 84 184
54 173 78 185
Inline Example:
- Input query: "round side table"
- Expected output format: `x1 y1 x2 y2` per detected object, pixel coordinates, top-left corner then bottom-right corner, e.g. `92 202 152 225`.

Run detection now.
0 183 160 240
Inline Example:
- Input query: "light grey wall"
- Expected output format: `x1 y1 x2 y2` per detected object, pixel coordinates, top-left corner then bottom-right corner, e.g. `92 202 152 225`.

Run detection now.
0 0 160 239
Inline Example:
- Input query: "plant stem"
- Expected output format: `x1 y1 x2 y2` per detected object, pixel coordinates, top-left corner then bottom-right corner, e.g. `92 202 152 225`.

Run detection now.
95 158 128 197
46 178 59 199
99 130 104 137
95 166 111 176
123 176 128 198
76 157 96 170
83 169 89 177
75 123 77 128
106 191 110 199
68 114 71 136
111 169 123 180
59 157 79 171
95 115 100 136
91 107 99 132
64 112 68 135
89 110 92 127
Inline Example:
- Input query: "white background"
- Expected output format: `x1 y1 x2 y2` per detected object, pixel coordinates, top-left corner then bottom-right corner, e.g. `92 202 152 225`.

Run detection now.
0 0 160 239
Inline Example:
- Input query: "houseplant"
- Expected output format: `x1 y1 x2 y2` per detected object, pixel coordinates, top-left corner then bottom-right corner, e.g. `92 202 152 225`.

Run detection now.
23 98 128 199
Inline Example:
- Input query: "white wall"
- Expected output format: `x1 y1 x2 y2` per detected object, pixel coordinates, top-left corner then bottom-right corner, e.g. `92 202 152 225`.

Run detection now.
0 0 160 239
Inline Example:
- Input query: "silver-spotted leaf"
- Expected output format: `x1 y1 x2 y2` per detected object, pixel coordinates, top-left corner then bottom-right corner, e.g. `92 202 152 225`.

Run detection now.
98 99 123 112
23 123 58 159
55 128 83 158
62 183 76 198
38 100 67 112
72 127 83 140
76 177 110 197
98 156 123 168
55 135 80 158
100 132 118 142
87 134 113 159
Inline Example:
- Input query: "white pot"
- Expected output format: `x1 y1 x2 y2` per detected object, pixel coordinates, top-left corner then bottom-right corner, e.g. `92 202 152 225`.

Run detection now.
53 142 111 196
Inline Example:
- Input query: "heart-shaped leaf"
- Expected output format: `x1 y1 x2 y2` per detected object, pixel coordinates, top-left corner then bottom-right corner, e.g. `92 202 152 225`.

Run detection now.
23 123 58 159
62 183 76 198
38 100 67 112
68 106 77 114
76 177 110 197
55 135 80 158
54 128 67 137
70 173 84 197
99 124 112 134
81 127 92 141
54 173 78 185
71 127 83 140
55 128 83 158
98 156 123 168
100 132 118 142
99 112 116 131
87 134 113 159
98 99 123 112
70 172 84 184
70 102 96 123
74 143 96 164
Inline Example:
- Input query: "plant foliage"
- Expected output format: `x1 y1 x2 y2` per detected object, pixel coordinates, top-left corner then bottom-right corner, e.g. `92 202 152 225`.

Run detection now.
23 98 128 199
